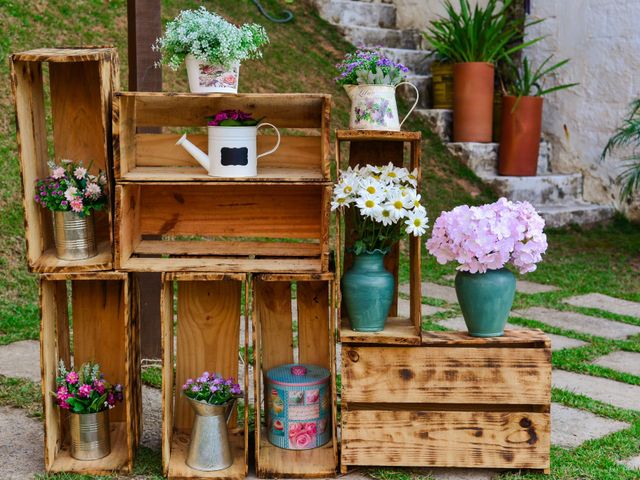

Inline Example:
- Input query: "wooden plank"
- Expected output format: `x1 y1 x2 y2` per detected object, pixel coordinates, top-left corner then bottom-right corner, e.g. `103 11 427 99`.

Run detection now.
336 130 421 142
320 96 332 180
31 240 113 273
257 273 335 282
340 316 421 346
135 240 321 258
114 184 141 269
114 94 136 180
410 233 421 336
122 166 325 183
174 279 242 432
40 270 127 281
166 272 245 282
421 329 551 348
255 280 294 371
341 346 551 405
118 256 324 273
12 48 114 62
243 278 250 476
161 277 174 475
341 409 550 469
297 281 330 369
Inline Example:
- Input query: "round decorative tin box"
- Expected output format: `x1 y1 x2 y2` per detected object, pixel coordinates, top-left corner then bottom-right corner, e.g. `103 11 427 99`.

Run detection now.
266 364 331 450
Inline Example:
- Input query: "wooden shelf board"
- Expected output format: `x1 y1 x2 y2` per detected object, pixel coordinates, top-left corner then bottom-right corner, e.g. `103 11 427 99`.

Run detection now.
49 422 130 474
31 239 112 273
340 316 421 345
134 239 321 258
120 166 327 183
257 429 336 478
12 48 113 63
168 430 246 480
120 256 324 273
421 328 551 348
336 129 422 142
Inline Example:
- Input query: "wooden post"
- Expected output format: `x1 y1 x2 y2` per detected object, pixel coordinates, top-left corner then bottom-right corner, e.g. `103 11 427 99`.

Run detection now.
127 0 162 359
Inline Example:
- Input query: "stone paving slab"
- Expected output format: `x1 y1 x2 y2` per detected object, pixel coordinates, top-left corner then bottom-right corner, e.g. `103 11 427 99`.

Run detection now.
553 369 640 411
551 403 629 448
397 297 447 317
512 306 640 339
443 275 558 295
142 386 162 451
0 340 40 382
399 281 458 304
0 406 43 479
592 351 640 376
620 454 640 470
564 293 640 318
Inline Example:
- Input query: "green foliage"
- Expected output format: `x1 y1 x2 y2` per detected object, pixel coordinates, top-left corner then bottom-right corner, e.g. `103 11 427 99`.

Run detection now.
504 55 578 100
423 0 542 64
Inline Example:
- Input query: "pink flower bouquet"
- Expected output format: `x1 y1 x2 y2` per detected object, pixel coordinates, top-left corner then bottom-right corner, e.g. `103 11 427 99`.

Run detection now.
426 198 548 274
55 361 123 413
207 109 263 127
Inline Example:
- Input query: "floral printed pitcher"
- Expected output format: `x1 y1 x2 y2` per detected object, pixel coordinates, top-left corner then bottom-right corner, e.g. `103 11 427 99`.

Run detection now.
344 83 419 131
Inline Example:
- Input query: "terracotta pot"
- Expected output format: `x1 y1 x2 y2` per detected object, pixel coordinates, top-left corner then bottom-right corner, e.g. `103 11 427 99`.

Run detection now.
453 62 495 142
498 95 544 176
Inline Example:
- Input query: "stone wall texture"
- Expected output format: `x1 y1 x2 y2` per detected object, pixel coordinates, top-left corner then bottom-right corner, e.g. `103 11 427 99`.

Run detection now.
394 0 640 219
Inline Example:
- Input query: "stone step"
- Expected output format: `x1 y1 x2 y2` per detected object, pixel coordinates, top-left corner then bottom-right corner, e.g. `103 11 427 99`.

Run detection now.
338 24 422 49
535 202 616 228
316 0 397 29
483 173 582 204
378 47 433 75
402 74 431 108
415 108 453 142
447 141 551 177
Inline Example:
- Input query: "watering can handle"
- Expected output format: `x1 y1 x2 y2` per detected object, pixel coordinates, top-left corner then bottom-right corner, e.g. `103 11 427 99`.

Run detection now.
256 123 281 159
395 81 420 128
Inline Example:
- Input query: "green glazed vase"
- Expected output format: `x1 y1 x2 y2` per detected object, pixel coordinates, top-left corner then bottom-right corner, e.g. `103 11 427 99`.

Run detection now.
455 268 516 337
342 250 395 332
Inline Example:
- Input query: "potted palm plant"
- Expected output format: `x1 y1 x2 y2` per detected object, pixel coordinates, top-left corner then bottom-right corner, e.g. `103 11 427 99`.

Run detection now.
499 56 578 176
423 0 540 143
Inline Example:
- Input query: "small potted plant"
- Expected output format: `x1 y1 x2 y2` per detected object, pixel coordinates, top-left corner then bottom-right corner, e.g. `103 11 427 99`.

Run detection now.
332 163 428 332
499 56 578 176
34 160 108 261
336 48 419 131
154 7 269 93
426 198 547 337
182 372 242 471
176 110 281 177
54 361 123 460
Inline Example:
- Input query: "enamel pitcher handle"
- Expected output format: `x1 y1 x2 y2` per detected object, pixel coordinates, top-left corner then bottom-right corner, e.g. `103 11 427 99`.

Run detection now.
256 123 281 159
395 81 420 128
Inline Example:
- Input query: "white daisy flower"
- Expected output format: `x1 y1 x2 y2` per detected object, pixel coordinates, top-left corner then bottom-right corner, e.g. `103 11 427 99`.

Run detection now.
356 193 382 217
375 206 395 226
359 177 385 197
404 209 429 236
330 195 353 210
406 168 419 187
387 192 410 219
64 187 78 201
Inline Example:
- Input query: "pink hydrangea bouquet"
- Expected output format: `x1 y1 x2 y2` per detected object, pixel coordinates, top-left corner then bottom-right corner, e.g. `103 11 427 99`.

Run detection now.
182 371 242 405
426 198 548 274
35 160 107 217
55 361 123 413
331 163 428 254
207 109 263 126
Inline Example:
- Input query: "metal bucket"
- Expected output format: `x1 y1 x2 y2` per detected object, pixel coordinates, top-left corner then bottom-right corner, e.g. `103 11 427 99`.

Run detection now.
53 211 97 261
186 397 235 471
69 410 111 460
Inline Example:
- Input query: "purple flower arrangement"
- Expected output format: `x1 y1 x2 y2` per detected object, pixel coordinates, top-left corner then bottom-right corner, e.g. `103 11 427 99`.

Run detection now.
34 160 107 217
55 361 123 413
335 47 409 86
426 198 548 274
207 109 263 126
182 371 242 405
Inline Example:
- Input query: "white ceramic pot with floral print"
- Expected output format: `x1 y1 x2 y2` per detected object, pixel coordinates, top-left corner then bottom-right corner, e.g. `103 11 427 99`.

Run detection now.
344 82 419 131
185 54 240 93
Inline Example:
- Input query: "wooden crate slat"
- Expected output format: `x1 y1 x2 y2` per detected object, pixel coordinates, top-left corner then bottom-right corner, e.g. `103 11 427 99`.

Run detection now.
118 256 325 273
341 345 551 405
297 281 331 369
340 316 421 345
341 409 550 469
335 130 422 141
421 329 551 348
257 435 337 479
160 278 174 476
12 47 115 62
255 280 294 370
134 240 321 258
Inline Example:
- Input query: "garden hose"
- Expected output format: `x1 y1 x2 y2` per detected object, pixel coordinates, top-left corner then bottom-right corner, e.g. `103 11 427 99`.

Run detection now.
252 0 294 23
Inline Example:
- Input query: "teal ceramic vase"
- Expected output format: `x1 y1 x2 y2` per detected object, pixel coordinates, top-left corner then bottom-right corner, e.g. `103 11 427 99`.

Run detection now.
455 268 516 337
342 250 395 332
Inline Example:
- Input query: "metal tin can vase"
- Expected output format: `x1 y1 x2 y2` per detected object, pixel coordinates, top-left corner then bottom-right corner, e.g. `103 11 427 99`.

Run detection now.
53 210 97 261
186 397 235 471
185 54 240 93
266 364 331 450
69 410 111 460
344 83 419 131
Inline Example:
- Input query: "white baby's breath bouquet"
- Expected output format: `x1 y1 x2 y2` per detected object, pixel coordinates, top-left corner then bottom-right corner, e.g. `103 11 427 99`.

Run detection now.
332 163 428 254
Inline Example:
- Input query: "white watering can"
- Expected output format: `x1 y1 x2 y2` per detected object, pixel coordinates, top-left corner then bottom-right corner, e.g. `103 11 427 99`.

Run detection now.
176 123 281 177
344 83 419 131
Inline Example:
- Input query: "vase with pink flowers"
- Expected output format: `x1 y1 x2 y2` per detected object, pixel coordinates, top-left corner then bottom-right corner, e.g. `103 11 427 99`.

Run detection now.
426 198 548 337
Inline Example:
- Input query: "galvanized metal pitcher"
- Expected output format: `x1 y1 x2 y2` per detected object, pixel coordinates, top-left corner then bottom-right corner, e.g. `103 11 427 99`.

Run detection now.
53 211 97 261
69 410 111 460
186 397 235 471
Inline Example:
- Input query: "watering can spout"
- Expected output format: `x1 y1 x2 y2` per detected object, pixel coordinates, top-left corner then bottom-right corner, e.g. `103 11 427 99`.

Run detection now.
176 133 209 171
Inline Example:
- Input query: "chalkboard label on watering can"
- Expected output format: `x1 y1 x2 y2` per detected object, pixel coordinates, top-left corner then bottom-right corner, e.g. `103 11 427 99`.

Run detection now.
266 364 331 450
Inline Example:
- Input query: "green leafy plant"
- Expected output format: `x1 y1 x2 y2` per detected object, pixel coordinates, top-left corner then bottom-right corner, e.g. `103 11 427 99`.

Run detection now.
423 0 542 64
602 99 640 200
504 56 578 98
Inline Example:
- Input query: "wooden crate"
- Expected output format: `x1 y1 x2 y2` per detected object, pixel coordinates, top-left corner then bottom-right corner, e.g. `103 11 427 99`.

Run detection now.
340 329 552 473
11 48 119 272
39 271 140 474
335 130 422 345
161 272 249 480
115 182 331 272
252 273 338 478
113 92 331 182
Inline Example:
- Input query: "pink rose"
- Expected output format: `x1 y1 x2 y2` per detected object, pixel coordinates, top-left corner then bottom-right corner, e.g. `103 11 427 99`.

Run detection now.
288 423 304 439
304 422 317 435
70 198 83 213
222 74 237 86
294 433 314 449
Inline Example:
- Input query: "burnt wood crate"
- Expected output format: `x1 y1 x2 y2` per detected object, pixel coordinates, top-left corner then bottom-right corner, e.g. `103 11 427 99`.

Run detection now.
160 273 249 480
252 273 338 478
335 130 422 345
39 271 141 474
11 48 119 272
340 329 552 473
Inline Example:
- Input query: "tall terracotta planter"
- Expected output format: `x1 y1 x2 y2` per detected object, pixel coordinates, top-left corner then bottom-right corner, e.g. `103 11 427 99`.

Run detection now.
498 95 544 176
453 62 495 142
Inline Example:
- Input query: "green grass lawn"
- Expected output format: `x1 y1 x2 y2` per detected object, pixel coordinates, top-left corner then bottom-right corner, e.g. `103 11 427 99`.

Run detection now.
1 1 639 479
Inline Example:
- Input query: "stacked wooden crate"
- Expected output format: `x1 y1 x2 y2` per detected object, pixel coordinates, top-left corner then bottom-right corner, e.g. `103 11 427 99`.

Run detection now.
11 48 142 475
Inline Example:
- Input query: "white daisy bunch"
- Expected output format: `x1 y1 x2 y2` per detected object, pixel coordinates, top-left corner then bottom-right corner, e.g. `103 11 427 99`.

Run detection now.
332 163 428 254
